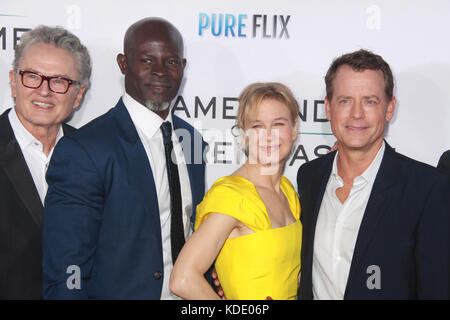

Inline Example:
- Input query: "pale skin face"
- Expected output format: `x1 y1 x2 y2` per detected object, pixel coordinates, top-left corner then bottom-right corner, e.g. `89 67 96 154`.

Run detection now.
325 65 396 203
325 65 396 157
245 98 298 170
9 43 86 141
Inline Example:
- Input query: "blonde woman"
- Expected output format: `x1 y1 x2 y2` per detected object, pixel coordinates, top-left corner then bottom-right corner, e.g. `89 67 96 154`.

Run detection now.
170 82 301 300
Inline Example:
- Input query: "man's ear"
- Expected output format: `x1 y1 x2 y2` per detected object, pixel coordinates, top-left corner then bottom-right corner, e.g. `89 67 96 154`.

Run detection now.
117 54 127 75
9 70 17 98
325 97 331 121
385 96 396 122
73 85 87 111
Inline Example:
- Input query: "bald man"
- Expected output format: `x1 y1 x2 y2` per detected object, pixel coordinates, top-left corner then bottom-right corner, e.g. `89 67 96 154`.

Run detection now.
43 17 206 299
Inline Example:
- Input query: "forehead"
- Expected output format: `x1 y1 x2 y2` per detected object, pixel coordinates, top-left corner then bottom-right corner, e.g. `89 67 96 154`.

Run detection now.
19 42 78 77
134 40 182 57
126 25 183 57
248 98 291 121
333 65 385 96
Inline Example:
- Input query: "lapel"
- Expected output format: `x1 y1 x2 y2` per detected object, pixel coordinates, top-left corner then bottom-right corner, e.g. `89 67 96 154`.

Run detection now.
111 99 162 229
62 122 76 135
344 143 398 298
0 109 44 230
302 152 335 299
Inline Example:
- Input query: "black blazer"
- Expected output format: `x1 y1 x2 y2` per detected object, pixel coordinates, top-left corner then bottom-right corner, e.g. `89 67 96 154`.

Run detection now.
297 143 449 299
437 150 450 174
0 108 75 299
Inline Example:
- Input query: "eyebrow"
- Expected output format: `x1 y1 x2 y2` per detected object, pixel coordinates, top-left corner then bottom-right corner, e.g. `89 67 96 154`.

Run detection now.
363 95 380 100
139 52 181 59
336 95 380 100
22 68 72 79
250 117 290 122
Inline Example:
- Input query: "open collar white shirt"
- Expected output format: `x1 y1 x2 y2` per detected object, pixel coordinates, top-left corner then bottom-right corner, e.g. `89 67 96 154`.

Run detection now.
122 93 193 300
312 142 385 300
8 108 63 204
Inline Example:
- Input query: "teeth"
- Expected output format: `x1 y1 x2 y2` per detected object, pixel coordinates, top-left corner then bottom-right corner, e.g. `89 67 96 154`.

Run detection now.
34 101 53 108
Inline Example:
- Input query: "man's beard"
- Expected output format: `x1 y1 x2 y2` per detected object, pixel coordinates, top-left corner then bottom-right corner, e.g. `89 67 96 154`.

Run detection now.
145 100 170 112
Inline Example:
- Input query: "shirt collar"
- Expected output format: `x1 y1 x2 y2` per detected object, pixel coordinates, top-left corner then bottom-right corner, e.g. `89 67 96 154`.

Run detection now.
331 141 385 185
122 92 173 139
8 107 64 153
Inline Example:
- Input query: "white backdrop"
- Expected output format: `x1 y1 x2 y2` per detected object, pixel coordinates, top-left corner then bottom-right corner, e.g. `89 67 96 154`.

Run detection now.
1 0 449 189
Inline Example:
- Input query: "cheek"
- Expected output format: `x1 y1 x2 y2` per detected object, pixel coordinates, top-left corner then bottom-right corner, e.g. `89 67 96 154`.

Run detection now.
249 130 262 145
366 110 385 125
170 70 183 81
59 94 79 113
277 127 294 141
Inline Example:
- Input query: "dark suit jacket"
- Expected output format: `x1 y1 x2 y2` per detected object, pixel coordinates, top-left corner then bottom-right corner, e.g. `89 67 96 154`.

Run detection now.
43 98 206 299
0 108 74 299
297 143 449 299
437 150 450 175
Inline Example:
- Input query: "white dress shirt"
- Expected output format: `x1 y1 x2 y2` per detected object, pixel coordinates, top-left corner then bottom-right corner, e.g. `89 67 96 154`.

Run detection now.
122 93 193 300
8 108 63 204
312 142 385 300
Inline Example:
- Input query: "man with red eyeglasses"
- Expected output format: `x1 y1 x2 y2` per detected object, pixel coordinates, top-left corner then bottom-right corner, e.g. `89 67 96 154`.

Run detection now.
0 25 91 299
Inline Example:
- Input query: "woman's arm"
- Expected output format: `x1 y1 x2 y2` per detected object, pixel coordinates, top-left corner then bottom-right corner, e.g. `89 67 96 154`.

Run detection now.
170 213 238 300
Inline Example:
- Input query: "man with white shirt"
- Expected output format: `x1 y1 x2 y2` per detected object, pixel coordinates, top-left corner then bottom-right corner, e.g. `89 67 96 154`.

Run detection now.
43 17 206 299
0 26 91 299
297 49 449 299
0 25 90 299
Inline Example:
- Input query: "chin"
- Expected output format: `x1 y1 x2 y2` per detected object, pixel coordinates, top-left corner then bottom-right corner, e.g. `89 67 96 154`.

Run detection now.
145 101 170 111
342 141 374 151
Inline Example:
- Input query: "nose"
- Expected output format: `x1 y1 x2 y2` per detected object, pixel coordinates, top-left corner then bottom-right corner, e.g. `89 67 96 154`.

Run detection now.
264 127 280 143
350 100 364 119
36 78 51 96
151 59 168 77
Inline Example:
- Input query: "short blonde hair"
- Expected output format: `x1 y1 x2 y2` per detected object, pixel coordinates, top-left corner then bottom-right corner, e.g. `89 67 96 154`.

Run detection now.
237 82 299 130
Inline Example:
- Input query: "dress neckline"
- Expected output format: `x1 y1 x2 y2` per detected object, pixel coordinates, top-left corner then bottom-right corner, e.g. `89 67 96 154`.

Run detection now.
227 174 298 229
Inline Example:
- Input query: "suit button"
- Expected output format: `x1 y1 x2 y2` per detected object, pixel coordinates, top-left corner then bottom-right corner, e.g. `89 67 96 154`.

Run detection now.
153 272 162 280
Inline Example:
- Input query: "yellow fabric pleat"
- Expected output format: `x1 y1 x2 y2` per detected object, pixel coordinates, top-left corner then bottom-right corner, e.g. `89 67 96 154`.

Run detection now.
195 175 302 300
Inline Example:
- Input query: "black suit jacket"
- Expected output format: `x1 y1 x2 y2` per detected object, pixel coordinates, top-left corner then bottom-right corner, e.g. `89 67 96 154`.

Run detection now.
0 108 75 299
297 143 449 299
437 150 450 174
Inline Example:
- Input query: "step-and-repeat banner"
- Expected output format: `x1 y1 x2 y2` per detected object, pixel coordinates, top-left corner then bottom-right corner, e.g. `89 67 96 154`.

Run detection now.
1 0 449 189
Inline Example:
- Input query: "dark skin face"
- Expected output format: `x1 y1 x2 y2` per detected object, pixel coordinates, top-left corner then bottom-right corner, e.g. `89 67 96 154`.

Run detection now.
117 18 186 119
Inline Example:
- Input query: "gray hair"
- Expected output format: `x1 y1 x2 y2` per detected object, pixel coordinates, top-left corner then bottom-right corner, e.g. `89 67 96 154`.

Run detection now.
13 25 91 88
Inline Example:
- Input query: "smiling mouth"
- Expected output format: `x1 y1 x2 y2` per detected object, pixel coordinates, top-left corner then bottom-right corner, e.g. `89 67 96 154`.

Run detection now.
346 126 367 131
33 101 54 109
260 145 280 153
149 82 171 88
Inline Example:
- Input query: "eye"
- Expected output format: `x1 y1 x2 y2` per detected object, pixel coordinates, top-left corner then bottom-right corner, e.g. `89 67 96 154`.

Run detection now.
167 59 181 66
141 58 152 63
23 72 40 81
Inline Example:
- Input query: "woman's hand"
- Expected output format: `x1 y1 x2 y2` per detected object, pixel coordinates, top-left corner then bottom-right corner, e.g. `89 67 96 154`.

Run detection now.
212 268 227 300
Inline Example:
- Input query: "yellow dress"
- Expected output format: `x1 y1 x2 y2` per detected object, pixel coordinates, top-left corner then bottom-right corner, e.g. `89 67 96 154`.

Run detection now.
195 175 302 300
